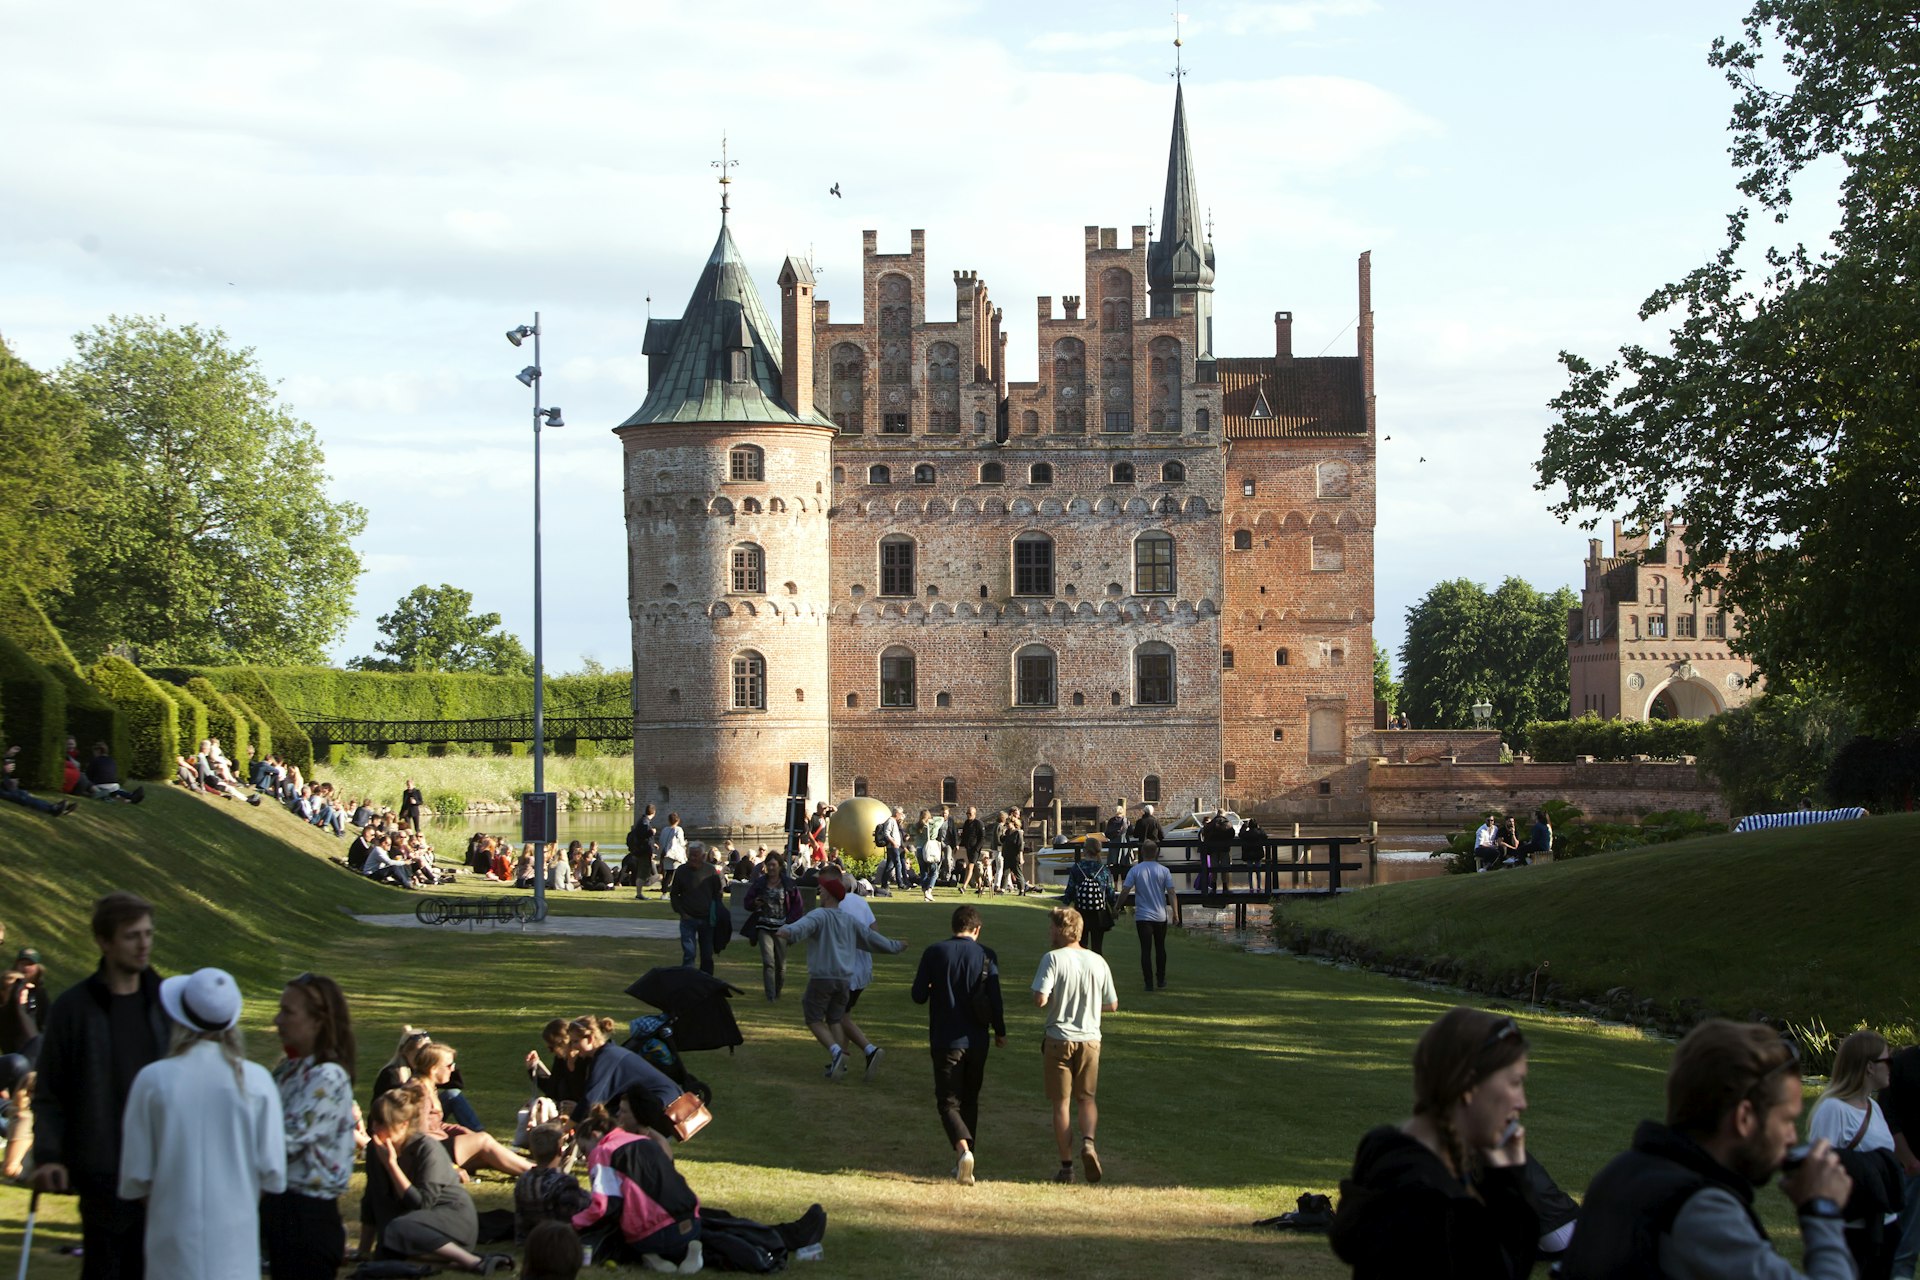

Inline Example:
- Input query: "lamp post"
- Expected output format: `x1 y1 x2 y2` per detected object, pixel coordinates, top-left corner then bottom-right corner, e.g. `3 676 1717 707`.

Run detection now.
1470 697 1493 728
507 315 564 921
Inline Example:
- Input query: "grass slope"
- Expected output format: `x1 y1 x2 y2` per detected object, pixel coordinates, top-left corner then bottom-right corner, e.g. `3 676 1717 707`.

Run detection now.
323 755 637 813
0 787 1828 1276
1277 813 1920 1031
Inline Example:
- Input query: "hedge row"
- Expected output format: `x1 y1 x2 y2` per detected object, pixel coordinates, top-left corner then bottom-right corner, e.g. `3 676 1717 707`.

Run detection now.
177 666 632 725
0 633 67 790
0 581 127 771
186 677 248 762
88 656 179 781
158 681 209 756
215 671 310 771
1511 716 1706 762
225 693 272 761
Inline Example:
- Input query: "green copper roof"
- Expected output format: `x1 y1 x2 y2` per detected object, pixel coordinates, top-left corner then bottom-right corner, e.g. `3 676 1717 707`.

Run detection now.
620 222 833 428
1148 83 1216 293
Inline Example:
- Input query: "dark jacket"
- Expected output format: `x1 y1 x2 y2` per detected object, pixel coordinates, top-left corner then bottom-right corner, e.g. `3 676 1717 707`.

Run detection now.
911 936 1006 1051
32 964 169 1179
1103 814 1128 849
669 863 723 921
0 972 46 1057
960 817 986 854
575 1043 681 1123
1329 1126 1539 1279
83 755 121 787
1560 1119 1765 1279
1131 813 1164 846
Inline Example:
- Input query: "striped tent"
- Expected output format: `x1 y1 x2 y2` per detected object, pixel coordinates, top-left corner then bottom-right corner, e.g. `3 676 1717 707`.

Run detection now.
1732 808 1869 834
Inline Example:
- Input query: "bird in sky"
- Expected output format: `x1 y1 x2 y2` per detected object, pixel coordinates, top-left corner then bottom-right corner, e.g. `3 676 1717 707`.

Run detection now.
1419 456 1427 463
829 183 842 198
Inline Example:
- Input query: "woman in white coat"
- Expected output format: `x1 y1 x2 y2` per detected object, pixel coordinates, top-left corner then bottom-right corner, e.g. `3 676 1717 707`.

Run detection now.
119 967 286 1280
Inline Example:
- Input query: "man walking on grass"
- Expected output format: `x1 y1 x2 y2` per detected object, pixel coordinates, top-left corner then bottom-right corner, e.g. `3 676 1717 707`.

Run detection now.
778 874 906 1083
1031 906 1117 1184
911 904 1006 1185
1118 839 1181 992
668 843 724 975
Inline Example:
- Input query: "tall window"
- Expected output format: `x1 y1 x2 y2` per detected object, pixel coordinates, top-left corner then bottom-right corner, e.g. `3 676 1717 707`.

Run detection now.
1675 614 1696 638
1101 350 1132 433
1308 707 1343 756
941 776 958 805
1014 533 1054 596
1195 407 1211 433
1111 462 1135 484
1148 336 1181 432
830 343 865 433
1648 615 1667 638
731 652 766 710
1706 612 1726 639
730 543 764 594
1222 647 1235 670
1022 409 1039 435
878 273 912 429
1134 531 1175 594
927 341 960 433
1135 642 1175 705
880 537 915 596
1100 267 1133 330
1014 645 1056 707
1053 338 1085 433
1142 774 1161 803
1275 647 1290 666
728 445 764 481
880 646 916 707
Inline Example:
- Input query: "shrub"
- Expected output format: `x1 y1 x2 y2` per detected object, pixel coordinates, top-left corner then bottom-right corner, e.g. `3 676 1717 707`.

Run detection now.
0 582 127 767
215 671 310 771
0 635 67 790
1435 801 1724 871
430 792 468 818
156 680 209 754
88 656 179 780
1514 715 1705 762
185 677 248 761
225 693 272 759
1825 732 1920 813
1696 692 1857 814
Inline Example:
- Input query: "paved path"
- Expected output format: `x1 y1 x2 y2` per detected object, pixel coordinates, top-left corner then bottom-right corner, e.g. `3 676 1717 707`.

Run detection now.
355 913 682 939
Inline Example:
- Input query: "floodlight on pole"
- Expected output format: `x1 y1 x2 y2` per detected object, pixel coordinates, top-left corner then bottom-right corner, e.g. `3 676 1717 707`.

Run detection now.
506 325 534 347
517 365 540 387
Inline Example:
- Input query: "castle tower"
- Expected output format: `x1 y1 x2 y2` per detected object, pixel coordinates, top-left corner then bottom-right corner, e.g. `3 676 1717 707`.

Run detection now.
1147 83 1216 359
616 219 836 835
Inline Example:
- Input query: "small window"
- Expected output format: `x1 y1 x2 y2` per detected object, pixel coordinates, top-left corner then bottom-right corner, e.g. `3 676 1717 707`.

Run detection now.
1078 692 1090 707
913 463 937 485
832 465 845 485
1241 478 1256 497
1222 647 1234 670
1648 615 1667 638
980 462 1005 484
882 413 909 434
1272 727 1284 741
868 465 892 485
1233 529 1252 550
1195 407 1211 433
1587 616 1603 640
1029 462 1053 485
667 688 681 704
1014 533 1054 596
942 776 958 805
1142 775 1161 804
1134 531 1175 595
1675 614 1696 638
728 349 749 383
1162 461 1186 483
1111 462 1136 485
1015 644 1056 707
731 652 766 710
1706 612 1726 638
935 691 951 708
880 537 915 597
1135 643 1175 705
1275 648 1289 666
795 688 804 702
728 445 764 482
853 776 869 797
846 692 859 708
1107 691 1118 706
1318 780 1332 796
1223 762 1237 783
880 646 916 708
1104 411 1132 433
730 543 765 594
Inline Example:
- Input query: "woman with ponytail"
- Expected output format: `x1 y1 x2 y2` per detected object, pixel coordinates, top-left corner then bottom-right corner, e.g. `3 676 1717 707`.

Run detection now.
1329 1006 1540 1278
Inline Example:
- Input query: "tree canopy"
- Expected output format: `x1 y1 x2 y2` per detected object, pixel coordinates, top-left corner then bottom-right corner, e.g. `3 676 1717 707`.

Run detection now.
351 584 532 676
1536 0 1920 731
1398 577 1578 730
0 337 99 599
48 317 365 665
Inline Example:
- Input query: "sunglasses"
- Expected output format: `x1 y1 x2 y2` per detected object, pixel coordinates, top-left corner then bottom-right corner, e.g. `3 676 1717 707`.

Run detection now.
1482 1017 1521 1049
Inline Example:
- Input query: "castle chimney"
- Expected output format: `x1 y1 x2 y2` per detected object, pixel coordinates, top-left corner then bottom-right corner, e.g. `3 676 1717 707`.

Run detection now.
1274 311 1293 363
778 256 816 417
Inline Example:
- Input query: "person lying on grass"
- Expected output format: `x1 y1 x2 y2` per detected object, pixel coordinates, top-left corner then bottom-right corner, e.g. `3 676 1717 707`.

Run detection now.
361 1084 514 1275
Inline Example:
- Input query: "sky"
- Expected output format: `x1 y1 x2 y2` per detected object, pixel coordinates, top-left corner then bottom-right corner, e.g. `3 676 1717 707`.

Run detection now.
3 0 1816 678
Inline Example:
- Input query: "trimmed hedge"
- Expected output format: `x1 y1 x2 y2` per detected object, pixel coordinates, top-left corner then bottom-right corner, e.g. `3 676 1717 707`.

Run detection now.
0 635 67 790
154 669 310 771
172 666 632 726
1512 715 1706 762
88 656 179 781
225 694 272 760
157 681 209 755
0 581 127 768
185 677 248 762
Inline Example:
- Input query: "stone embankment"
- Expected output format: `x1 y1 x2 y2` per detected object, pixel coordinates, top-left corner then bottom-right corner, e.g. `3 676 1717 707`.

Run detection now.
459 789 634 815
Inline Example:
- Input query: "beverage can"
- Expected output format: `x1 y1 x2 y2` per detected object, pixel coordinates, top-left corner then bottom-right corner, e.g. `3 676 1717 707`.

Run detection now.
795 1243 824 1262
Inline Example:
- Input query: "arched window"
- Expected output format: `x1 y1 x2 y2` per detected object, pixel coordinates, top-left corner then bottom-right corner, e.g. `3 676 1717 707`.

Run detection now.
927 341 960 433
913 463 937 485
845 692 858 709
728 445 764 482
1316 460 1352 498
1100 268 1133 331
830 343 865 433
853 775 868 796
1022 409 1040 436
1029 462 1053 486
1148 336 1181 433
1275 647 1290 666
1111 462 1136 485
1014 644 1056 707
1195 407 1211 433
979 462 1005 485
1052 338 1086 434
1162 460 1186 483
1135 642 1175 705
1014 532 1054 596
1222 647 1235 670
730 543 764 594
1309 707 1344 756
1101 346 1133 433
868 464 892 485
741 497 762 514
1142 775 1161 803
731 652 766 710
1233 528 1253 551
942 776 958 805
879 535 915 597
935 691 951 708
1311 534 1345 572
1134 531 1175 594
832 465 845 485
880 645 916 707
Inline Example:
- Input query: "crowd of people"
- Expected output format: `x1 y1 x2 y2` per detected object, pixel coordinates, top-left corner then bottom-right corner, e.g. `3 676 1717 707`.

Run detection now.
1472 808 1555 870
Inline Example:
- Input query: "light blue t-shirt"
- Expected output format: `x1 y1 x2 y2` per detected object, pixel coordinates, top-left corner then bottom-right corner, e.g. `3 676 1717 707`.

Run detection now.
1031 946 1117 1043
1122 860 1175 923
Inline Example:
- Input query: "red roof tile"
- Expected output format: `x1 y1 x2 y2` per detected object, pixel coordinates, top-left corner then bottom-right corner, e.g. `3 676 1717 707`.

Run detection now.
1218 356 1365 438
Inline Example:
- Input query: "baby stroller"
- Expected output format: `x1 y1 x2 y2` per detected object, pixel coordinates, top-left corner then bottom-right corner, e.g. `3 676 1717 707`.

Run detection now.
623 966 745 1105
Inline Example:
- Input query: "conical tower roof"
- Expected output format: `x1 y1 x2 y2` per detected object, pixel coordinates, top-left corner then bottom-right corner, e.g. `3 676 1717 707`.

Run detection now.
621 222 833 428
1147 83 1216 294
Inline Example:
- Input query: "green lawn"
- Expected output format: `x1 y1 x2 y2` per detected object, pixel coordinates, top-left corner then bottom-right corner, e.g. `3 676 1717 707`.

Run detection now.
0 786 1840 1275
1276 812 1920 1032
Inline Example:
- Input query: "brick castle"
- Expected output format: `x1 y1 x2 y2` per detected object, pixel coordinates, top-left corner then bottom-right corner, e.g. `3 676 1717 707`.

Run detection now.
616 85 1377 834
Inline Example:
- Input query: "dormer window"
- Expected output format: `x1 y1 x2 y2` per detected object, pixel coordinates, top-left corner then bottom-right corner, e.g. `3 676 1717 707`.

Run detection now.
728 349 749 383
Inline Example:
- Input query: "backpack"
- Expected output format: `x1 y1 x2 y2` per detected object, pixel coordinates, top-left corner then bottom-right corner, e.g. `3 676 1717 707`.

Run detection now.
874 820 891 848
1072 866 1110 922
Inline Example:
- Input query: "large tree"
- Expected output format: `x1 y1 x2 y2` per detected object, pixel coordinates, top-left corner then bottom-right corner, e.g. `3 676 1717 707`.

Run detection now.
1398 577 1578 730
0 337 100 599
1537 1 1920 731
52 317 365 664
351 584 531 676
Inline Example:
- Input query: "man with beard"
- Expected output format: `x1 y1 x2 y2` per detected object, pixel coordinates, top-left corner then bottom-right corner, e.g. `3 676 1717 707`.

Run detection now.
1563 1019 1856 1278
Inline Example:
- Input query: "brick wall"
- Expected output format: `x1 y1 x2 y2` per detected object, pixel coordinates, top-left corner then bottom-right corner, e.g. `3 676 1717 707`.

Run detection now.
1367 759 1728 825
1366 728 1504 764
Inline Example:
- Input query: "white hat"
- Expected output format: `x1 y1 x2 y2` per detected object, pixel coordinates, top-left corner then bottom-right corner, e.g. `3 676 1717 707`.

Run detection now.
159 967 242 1033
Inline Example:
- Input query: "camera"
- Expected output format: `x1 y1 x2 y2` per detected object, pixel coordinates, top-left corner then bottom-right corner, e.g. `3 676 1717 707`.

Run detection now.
1781 1142 1812 1174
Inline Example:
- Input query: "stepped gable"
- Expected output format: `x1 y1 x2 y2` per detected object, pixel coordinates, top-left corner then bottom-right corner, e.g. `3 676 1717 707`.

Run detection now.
622 221 834 428
1217 356 1364 438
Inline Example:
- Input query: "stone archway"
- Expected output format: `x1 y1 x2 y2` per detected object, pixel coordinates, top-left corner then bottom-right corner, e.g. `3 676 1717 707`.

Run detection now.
1643 676 1724 721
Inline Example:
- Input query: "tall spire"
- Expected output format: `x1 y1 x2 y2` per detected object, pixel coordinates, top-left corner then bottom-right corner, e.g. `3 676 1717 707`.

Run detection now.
1147 82 1217 356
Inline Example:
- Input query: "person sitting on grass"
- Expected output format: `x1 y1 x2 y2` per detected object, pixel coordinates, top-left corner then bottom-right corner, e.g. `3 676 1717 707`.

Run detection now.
580 845 617 892
571 1092 703 1270
488 840 514 883
1 746 75 818
522 1219 585 1280
526 1018 590 1114
373 1029 485 1131
362 1085 513 1275
412 1045 532 1178
363 834 416 889
81 742 143 804
515 1121 591 1244
567 1017 681 1130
